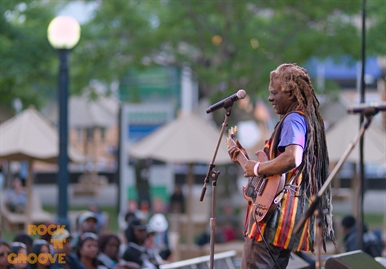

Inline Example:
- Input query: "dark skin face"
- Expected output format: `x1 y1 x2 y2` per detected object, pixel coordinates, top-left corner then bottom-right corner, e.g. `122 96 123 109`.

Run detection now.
0 244 10 268
230 65 304 177
268 68 299 118
103 237 120 260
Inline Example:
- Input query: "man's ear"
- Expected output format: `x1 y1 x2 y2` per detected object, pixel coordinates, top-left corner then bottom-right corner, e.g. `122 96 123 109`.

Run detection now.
288 90 296 101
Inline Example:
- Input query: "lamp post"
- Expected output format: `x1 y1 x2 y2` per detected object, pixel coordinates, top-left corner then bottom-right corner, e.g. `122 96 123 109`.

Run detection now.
47 16 81 229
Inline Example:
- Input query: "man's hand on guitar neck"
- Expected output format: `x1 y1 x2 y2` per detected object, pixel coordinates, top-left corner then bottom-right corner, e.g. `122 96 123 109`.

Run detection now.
228 139 249 164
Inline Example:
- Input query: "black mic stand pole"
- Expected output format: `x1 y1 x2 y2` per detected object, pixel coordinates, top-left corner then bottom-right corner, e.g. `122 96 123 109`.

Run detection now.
200 106 232 269
293 111 377 269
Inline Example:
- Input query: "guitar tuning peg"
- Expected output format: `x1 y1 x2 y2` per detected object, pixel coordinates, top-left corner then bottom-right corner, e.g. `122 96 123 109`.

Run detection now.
235 125 238 133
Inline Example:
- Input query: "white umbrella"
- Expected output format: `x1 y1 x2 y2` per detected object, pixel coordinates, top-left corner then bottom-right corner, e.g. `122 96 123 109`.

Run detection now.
129 112 233 248
129 113 231 164
69 95 119 128
0 106 85 229
326 114 386 164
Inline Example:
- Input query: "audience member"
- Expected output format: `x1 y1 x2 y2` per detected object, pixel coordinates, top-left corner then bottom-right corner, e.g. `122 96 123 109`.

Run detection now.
76 233 103 269
38 222 59 255
215 203 239 243
12 233 33 254
88 202 106 233
118 200 145 240
144 230 169 268
168 185 185 214
28 240 51 269
0 240 11 269
9 242 28 269
97 232 139 269
122 218 156 269
4 177 27 213
72 211 99 249
341 215 383 257
148 214 171 260
50 229 85 269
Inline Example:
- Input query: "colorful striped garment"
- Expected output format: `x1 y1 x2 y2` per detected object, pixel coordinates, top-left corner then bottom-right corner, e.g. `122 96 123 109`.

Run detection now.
243 111 315 252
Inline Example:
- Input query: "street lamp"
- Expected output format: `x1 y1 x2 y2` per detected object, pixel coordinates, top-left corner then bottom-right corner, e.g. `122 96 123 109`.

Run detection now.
47 16 81 229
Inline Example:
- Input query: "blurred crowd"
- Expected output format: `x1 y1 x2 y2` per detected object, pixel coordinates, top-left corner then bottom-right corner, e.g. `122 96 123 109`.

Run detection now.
0 185 187 269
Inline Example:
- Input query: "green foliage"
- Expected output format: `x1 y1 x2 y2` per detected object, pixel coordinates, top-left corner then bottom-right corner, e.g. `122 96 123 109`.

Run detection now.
0 0 57 112
151 0 365 102
367 0 386 55
0 0 384 114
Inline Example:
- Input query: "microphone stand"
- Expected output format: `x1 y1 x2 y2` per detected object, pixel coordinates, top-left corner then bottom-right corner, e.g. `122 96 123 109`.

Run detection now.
200 106 232 269
293 111 378 269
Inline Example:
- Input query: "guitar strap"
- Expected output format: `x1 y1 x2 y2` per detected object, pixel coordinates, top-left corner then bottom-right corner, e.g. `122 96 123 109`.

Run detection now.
254 110 306 266
270 110 306 204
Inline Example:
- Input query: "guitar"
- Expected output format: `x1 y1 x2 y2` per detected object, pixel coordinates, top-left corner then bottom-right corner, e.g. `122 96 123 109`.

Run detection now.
226 126 285 222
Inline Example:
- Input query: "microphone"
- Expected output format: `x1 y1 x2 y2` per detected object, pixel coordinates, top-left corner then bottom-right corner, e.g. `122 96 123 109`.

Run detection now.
347 102 386 115
206 89 247 114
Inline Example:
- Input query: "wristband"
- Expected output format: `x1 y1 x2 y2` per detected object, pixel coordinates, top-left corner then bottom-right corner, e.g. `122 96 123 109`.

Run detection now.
253 162 261 176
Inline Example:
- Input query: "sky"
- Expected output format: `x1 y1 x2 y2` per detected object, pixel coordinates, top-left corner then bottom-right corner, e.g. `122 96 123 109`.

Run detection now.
57 1 99 25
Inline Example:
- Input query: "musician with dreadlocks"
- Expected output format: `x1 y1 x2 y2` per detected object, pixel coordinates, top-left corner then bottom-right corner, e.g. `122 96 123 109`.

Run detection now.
228 63 335 269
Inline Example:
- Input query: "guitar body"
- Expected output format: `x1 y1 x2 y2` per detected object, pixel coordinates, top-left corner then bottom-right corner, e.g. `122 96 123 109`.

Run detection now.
226 126 285 223
242 150 284 222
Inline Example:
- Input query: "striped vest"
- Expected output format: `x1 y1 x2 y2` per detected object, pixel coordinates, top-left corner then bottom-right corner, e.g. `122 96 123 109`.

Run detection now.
244 111 315 251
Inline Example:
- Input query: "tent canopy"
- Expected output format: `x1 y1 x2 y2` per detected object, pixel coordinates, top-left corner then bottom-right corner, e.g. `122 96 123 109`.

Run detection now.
129 113 232 165
0 106 85 163
326 114 386 164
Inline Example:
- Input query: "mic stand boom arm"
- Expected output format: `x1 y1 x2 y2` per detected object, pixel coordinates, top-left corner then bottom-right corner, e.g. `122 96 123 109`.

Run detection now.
200 106 232 269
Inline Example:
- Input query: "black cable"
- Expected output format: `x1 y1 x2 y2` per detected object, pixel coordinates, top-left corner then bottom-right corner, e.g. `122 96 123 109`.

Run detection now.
257 225 282 269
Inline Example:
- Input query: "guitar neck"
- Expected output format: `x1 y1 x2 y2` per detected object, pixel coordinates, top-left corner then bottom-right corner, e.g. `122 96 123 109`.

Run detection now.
228 138 249 168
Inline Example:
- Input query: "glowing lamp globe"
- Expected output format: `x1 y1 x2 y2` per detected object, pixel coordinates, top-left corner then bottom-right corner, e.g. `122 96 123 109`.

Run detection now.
47 16 81 49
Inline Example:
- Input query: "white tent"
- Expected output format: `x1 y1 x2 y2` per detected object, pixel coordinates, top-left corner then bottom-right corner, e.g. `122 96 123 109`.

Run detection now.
0 106 85 228
326 114 386 164
129 112 233 248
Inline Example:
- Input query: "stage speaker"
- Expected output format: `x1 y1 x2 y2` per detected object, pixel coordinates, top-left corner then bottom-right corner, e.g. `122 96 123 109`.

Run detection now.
325 250 385 269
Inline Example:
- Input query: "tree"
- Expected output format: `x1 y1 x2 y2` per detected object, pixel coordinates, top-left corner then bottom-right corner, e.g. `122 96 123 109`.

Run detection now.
152 0 366 102
0 1 57 112
70 0 161 96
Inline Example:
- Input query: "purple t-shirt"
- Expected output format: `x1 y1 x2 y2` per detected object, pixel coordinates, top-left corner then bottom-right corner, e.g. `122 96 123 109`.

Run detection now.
278 112 307 153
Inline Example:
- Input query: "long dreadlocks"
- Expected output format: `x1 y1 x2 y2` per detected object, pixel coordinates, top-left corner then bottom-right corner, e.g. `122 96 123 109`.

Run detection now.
277 63 335 245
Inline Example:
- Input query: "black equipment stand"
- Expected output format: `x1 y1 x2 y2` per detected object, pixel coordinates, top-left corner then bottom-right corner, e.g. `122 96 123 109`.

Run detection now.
293 110 379 269
200 106 232 269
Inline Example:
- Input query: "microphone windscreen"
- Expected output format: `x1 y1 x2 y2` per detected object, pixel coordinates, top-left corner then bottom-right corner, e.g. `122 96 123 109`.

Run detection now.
237 89 246 99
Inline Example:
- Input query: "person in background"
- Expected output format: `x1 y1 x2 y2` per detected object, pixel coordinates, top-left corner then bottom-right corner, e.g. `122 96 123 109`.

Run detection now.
341 215 383 257
38 222 59 255
72 211 99 250
12 233 33 255
168 185 185 214
27 240 51 269
97 232 139 269
148 198 171 261
9 242 28 269
118 200 145 244
88 202 106 233
76 233 103 269
143 229 170 268
228 63 335 268
122 218 155 269
0 240 11 269
148 214 171 261
4 177 27 213
215 203 239 243
50 229 85 269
